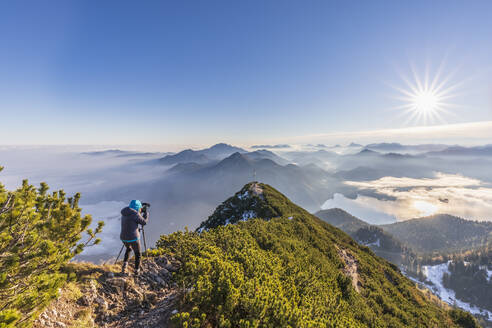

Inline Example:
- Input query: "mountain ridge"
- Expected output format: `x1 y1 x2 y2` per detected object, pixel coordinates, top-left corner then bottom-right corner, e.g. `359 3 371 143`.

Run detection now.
158 182 477 327
426 145 492 157
381 214 492 253
159 143 247 165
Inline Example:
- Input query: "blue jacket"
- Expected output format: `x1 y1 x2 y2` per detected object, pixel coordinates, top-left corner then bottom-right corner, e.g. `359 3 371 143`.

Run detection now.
120 206 148 242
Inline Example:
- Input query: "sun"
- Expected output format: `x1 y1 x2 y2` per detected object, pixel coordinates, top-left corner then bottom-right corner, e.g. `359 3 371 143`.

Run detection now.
389 61 462 125
413 90 439 113
413 200 438 217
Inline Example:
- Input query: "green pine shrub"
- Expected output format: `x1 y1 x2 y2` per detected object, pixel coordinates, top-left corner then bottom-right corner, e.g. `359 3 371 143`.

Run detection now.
0 167 104 327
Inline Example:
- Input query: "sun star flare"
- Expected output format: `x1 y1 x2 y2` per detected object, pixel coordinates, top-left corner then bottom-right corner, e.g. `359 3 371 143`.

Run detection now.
390 62 462 126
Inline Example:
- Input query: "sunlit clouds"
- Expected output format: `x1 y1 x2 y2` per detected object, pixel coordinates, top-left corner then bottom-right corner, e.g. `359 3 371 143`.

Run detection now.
336 173 492 221
346 173 482 189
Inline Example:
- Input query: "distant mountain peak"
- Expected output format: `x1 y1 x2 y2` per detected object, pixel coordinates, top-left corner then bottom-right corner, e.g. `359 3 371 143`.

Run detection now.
426 144 492 157
229 151 246 158
158 143 247 165
209 143 239 150
217 152 251 166
243 149 290 165
357 148 379 155
159 149 210 165
250 149 274 155
198 143 247 160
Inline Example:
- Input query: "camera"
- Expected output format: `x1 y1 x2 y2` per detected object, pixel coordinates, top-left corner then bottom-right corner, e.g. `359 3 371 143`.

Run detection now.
141 202 151 215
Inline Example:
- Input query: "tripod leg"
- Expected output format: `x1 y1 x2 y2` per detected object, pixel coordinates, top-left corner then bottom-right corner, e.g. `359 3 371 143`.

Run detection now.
142 227 148 256
144 232 148 255
138 228 148 271
114 244 125 265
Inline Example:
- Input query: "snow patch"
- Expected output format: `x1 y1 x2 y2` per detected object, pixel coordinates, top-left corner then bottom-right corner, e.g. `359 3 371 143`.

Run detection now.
241 210 256 221
479 265 492 280
364 238 380 248
421 262 492 317
237 191 249 200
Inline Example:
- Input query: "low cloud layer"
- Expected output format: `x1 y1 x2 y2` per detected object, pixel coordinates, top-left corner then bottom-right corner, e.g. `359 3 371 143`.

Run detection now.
322 193 397 225
80 200 127 258
341 173 492 221
0 148 168 200
346 173 482 189
251 144 291 149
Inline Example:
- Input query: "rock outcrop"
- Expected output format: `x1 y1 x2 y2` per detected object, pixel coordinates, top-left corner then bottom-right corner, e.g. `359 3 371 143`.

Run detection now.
33 255 180 328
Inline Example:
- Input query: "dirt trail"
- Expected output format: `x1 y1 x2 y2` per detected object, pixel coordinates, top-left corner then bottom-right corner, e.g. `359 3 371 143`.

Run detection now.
249 182 263 196
337 248 361 293
34 255 181 328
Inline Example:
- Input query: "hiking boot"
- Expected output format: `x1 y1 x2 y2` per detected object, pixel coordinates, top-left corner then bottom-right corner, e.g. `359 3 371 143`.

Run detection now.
134 267 141 276
121 262 128 274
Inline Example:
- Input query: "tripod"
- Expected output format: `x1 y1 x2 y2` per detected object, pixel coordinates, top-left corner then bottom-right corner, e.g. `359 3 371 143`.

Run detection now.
114 225 148 265
114 244 125 265
141 226 148 256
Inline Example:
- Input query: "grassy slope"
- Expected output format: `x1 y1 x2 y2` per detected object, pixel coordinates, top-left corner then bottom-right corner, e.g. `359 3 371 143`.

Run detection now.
157 183 476 328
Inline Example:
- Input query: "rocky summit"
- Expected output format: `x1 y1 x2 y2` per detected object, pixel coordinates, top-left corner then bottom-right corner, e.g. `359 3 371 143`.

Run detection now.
196 181 295 232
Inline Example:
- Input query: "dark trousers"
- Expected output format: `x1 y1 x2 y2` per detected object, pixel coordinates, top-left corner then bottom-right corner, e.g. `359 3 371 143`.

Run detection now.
123 240 141 271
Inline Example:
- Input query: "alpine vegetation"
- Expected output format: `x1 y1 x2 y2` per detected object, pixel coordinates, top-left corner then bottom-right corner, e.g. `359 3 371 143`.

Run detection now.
157 183 477 328
0 166 104 328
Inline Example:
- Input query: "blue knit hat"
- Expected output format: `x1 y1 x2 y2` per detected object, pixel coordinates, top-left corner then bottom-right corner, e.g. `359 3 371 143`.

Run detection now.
129 200 142 211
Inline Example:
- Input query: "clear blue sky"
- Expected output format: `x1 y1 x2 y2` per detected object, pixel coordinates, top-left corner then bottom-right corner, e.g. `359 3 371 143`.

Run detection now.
1 0 491 147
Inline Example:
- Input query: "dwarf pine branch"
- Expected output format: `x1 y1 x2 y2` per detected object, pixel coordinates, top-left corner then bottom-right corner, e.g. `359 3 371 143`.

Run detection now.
0 171 104 327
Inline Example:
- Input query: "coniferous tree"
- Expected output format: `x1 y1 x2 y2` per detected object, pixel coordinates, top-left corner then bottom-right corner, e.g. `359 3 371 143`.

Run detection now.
0 167 104 327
